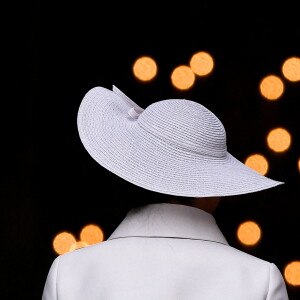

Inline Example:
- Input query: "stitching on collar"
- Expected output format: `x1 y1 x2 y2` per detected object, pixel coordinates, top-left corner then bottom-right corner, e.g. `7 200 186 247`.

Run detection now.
107 235 228 246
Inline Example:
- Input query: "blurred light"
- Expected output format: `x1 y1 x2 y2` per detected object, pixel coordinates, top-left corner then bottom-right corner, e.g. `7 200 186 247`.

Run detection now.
171 65 195 90
133 56 157 81
298 158 300 172
260 75 284 100
80 224 104 245
189 51 214 76
284 261 300 286
237 221 261 246
282 57 300 82
245 154 269 175
69 241 89 252
53 232 76 255
267 128 291 152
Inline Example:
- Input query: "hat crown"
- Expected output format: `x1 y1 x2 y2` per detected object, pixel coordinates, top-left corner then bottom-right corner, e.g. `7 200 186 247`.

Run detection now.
138 99 227 157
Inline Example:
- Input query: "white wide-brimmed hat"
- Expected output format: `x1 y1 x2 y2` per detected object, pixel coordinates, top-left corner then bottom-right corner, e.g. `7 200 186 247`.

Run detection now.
77 85 284 197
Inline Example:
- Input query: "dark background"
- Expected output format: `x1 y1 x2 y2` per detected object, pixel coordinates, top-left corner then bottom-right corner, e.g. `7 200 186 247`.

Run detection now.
6 0 300 299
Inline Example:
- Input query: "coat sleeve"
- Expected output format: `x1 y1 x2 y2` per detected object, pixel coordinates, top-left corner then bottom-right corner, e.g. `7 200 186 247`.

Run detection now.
266 263 289 300
41 256 61 300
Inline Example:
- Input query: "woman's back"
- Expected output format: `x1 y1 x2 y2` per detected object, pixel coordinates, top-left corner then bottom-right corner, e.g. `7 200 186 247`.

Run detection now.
42 203 288 300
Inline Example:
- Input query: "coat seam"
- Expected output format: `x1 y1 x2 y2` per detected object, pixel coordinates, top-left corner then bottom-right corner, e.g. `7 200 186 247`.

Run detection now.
56 255 61 300
266 262 272 300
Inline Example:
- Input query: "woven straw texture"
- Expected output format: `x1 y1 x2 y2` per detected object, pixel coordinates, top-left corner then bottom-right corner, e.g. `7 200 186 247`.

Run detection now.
77 86 283 197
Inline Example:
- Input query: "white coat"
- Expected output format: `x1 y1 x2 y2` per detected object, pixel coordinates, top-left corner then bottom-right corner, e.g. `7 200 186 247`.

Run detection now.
42 203 289 299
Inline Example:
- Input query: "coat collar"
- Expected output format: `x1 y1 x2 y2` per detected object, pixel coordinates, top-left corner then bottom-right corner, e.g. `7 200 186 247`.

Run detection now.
107 203 229 246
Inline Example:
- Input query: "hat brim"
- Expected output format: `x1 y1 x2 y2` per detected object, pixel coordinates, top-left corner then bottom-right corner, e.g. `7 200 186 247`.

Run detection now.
77 86 284 197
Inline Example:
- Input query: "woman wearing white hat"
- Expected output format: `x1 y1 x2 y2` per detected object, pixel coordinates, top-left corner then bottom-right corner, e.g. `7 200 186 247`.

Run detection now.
42 86 289 299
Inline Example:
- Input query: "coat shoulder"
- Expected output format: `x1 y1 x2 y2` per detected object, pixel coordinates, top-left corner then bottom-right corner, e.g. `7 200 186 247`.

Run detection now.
225 244 272 265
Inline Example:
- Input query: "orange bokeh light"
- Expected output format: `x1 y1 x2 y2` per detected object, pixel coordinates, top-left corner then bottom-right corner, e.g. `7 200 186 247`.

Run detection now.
53 232 76 255
282 57 300 82
267 128 291 152
80 224 104 245
245 154 269 175
260 75 284 100
284 261 300 286
69 241 90 252
133 56 157 81
237 221 261 246
189 51 214 76
171 65 195 90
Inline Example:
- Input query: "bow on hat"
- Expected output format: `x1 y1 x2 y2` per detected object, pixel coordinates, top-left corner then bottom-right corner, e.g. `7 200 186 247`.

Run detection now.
113 85 144 120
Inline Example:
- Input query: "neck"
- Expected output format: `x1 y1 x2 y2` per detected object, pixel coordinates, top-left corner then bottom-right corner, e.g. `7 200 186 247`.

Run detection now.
167 197 221 214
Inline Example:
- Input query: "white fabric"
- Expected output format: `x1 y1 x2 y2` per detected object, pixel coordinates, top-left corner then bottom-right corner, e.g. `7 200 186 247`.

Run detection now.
77 86 284 197
42 203 289 299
